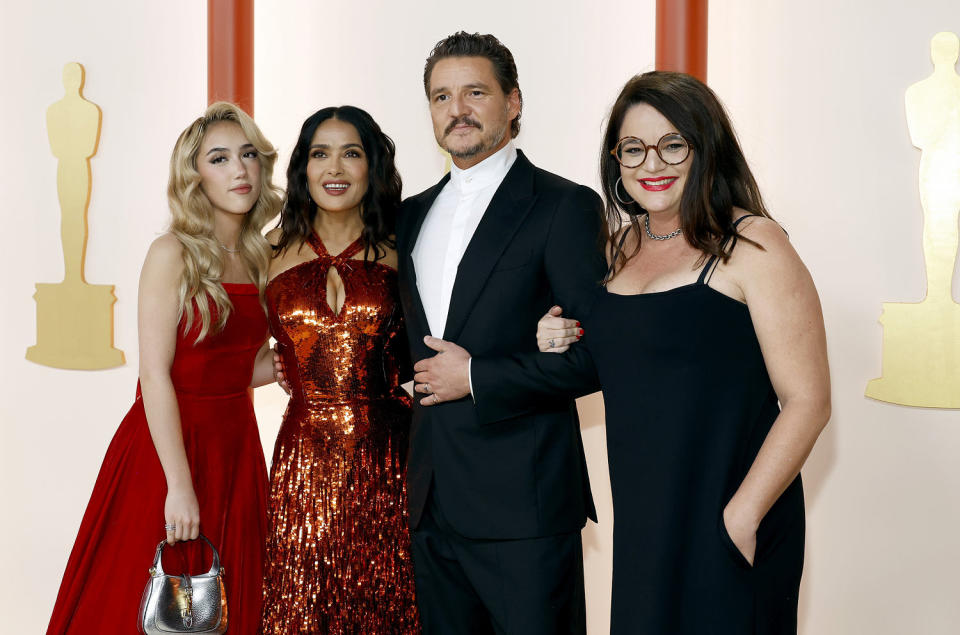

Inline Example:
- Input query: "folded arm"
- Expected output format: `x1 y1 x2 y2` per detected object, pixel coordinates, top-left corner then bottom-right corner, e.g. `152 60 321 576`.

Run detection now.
414 185 605 420
471 185 605 422
470 345 599 424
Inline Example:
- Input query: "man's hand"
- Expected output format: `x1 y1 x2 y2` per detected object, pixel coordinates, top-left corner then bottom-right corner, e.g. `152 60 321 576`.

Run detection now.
413 336 471 406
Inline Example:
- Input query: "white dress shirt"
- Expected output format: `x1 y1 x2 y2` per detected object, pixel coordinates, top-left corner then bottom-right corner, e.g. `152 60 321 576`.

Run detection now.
412 142 518 338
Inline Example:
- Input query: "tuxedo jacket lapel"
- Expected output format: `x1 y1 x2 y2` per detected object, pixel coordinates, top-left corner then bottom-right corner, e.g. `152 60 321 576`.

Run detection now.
442 151 537 342
401 174 450 340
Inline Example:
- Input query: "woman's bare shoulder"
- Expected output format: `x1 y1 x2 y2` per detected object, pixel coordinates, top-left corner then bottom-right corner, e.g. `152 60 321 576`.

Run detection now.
143 233 183 271
728 210 801 276
139 233 184 292
733 210 787 246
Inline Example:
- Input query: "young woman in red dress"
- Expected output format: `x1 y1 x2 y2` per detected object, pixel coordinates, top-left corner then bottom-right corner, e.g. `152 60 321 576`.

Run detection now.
46 102 282 634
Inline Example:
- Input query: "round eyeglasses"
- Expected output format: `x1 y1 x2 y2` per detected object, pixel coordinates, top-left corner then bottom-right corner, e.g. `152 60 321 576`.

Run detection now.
610 132 690 168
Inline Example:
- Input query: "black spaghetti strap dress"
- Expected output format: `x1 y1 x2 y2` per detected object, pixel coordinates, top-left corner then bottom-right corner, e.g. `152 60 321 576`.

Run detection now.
588 217 805 634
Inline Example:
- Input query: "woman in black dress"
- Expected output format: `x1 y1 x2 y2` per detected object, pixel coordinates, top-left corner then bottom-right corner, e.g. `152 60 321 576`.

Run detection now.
414 71 831 634
535 72 831 633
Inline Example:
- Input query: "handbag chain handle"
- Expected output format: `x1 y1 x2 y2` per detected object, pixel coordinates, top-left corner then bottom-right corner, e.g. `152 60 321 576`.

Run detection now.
147 533 223 578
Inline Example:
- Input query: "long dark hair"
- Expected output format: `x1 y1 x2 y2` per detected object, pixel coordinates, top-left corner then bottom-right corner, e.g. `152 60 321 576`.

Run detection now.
275 106 402 261
600 71 771 279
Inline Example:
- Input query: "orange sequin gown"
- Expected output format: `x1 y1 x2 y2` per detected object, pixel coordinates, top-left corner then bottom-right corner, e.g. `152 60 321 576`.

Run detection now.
261 232 419 634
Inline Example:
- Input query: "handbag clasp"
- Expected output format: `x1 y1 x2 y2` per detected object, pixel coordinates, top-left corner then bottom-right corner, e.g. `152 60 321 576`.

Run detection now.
179 575 194 628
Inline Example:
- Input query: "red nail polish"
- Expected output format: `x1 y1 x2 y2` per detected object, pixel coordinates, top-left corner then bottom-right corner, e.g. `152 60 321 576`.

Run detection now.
576 321 581 327
579 328 584 336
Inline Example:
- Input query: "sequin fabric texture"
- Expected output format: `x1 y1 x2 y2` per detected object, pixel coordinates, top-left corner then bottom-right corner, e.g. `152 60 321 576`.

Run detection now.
261 232 419 634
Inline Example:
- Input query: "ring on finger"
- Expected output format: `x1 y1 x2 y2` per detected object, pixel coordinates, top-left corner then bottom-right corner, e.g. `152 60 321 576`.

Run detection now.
424 383 432 394
548 339 556 349
164 523 176 531
432 394 440 405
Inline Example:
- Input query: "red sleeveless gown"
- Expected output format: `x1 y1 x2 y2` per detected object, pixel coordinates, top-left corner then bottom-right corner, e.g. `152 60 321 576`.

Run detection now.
260 234 419 633
47 283 269 634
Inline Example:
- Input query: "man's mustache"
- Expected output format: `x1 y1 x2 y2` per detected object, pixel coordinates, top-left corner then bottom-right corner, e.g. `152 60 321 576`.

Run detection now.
444 116 482 136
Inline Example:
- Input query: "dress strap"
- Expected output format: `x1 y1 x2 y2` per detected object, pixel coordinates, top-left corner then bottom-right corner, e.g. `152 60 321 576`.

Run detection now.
306 230 330 258
307 232 365 265
697 214 761 285
696 254 719 285
334 236 366 262
604 225 634 282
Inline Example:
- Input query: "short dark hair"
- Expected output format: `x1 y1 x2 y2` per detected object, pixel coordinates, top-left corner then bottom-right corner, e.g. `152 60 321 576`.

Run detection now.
275 106 401 262
600 71 772 278
423 31 523 138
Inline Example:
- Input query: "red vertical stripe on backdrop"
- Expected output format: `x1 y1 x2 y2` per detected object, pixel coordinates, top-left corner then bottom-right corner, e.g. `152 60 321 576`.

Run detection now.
655 0 708 82
208 0 254 116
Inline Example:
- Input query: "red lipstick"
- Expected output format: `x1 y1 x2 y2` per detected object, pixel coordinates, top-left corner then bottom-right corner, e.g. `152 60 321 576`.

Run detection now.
638 177 678 192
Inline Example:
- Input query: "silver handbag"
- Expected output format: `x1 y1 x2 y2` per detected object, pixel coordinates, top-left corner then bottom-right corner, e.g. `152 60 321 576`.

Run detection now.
137 534 228 634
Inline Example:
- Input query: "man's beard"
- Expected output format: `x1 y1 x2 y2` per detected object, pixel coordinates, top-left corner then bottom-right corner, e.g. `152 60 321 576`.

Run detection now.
442 116 508 159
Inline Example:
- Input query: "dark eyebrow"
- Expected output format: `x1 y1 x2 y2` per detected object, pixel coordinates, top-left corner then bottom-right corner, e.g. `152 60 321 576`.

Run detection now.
308 143 364 151
430 82 492 98
205 143 255 156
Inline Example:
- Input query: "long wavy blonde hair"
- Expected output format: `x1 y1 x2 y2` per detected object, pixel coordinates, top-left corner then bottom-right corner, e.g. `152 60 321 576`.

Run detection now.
168 102 282 342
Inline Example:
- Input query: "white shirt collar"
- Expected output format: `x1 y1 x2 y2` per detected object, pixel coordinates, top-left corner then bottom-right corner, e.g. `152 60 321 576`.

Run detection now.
448 141 517 194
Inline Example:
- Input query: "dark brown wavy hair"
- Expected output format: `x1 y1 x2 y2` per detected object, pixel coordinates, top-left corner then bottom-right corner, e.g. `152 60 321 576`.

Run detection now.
274 106 401 262
600 71 772 280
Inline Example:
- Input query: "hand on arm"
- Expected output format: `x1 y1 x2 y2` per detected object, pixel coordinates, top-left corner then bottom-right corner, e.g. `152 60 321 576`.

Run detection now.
721 218 831 565
273 346 291 395
137 235 200 545
470 186 604 422
537 306 582 353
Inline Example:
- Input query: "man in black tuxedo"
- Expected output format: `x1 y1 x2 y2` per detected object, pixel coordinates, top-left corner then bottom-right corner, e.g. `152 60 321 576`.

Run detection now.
397 32 605 634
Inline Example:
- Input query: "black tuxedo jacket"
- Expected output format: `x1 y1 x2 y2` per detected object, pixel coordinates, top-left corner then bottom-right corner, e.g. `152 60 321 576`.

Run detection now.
396 150 606 540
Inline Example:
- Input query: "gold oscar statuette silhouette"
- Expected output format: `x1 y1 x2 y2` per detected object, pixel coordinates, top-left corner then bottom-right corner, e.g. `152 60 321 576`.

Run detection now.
26 63 124 369
866 32 960 407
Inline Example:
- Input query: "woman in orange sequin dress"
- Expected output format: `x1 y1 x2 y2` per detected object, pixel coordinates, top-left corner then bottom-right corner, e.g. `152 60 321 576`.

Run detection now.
260 106 419 633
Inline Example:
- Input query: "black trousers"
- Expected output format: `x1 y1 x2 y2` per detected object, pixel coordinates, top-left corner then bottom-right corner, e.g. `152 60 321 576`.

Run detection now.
411 488 586 635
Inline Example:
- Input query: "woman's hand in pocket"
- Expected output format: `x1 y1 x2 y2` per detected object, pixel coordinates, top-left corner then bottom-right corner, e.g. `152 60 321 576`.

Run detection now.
723 501 759 566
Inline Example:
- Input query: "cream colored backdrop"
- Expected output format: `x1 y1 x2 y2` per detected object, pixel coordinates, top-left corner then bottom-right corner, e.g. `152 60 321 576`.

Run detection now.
1 1 958 633
1 2 208 635
708 3 960 633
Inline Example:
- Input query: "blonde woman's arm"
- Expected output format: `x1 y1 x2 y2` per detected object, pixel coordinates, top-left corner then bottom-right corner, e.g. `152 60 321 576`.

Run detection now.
249 340 276 388
138 233 200 545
